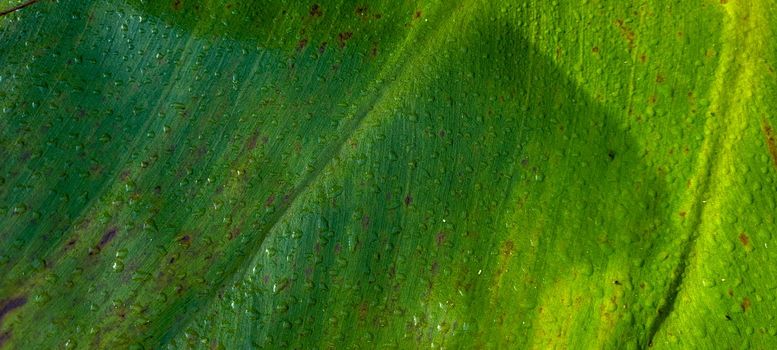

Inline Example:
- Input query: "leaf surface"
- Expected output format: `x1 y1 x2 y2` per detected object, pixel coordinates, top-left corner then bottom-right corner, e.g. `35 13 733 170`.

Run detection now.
1 0 776 348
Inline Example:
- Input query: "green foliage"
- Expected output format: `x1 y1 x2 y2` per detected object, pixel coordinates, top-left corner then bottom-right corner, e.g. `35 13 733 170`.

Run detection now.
1 0 776 348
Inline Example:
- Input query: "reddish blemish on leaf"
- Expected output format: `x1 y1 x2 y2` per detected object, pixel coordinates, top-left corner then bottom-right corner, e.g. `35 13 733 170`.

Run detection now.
614 19 636 50
760 119 777 168
738 232 750 246
229 227 241 240
18 151 30 162
435 232 447 246
404 195 412 206
591 46 600 53
172 0 182 11
297 38 308 50
178 235 191 246
502 240 515 256
361 215 370 229
741 297 751 311
0 331 11 347
246 132 267 151
337 32 353 48
413 10 422 19
275 279 290 293
98 227 118 249
265 194 276 207
358 303 368 321
309 4 322 17
0 297 27 324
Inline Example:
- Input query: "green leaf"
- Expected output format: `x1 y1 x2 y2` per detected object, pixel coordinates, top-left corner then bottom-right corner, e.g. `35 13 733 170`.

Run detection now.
1 0 776 348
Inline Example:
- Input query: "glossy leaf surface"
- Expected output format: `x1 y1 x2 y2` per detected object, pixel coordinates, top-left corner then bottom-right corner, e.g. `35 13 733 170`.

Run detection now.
1 0 776 348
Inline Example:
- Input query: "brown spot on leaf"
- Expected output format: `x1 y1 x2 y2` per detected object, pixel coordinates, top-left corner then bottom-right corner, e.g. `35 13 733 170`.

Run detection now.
361 215 370 230
309 4 322 17
502 240 515 256
761 119 777 168
404 195 412 206
318 41 328 54
614 19 636 50
591 46 600 53
358 302 368 321
265 194 276 207
656 74 665 83
172 0 182 11
435 232 447 246
0 297 27 324
738 232 750 246
117 307 127 319
413 10 422 19
228 227 241 240
741 297 751 311
0 331 10 348
355 5 368 16
178 234 191 247
337 32 353 48
297 38 308 50
97 227 118 249
246 131 267 151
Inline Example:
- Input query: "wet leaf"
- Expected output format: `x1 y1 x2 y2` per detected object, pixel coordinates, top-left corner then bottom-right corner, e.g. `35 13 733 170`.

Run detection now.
1 0 776 348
